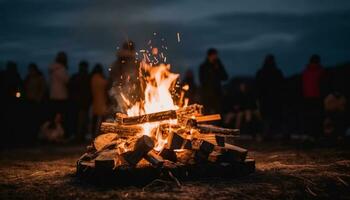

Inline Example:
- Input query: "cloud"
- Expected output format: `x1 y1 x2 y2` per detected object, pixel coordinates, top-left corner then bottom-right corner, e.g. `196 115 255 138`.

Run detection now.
216 33 297 51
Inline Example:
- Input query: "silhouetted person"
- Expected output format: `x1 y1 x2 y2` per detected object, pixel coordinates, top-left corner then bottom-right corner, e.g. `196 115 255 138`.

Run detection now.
234 83 258 129
199 48 228 114
302 54 325 137
69 61 91 141
256 54 284 136
110 41 141 113
0 61 23 146
24 63 46 103
91 64 108 137
2 61 23 100
49 51 70 137
24 63 47 138
181 69 198 104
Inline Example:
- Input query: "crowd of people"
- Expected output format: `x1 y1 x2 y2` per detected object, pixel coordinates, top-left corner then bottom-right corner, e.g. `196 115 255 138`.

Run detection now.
191 50 350 141
1 42 349 147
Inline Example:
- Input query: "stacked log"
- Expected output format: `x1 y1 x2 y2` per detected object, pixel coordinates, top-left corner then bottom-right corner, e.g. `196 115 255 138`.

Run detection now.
77 104 254 185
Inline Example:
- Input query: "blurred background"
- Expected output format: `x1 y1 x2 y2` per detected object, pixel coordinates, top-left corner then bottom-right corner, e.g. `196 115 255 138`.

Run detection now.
1 0 350 147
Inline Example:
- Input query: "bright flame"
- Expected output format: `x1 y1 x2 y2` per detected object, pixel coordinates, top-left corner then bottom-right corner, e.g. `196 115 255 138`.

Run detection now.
123 61 180 151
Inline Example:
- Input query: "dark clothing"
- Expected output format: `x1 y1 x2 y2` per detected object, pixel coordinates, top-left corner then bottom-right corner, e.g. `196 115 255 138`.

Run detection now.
235 91 256 111
69 72 91 109
256 66 284 113
24 73 46 102
199 59 228 113
301 63 325 137
255 65 284 135
68 72 91 140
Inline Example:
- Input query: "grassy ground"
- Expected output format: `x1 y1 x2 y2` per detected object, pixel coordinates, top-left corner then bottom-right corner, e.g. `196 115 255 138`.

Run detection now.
1 141 350 200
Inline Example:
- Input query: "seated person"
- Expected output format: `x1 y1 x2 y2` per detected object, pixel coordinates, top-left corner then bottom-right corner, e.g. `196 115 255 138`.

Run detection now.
39 113 64 143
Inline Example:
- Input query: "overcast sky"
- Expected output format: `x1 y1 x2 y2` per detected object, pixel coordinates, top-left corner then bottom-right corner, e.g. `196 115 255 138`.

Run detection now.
1 0 350 79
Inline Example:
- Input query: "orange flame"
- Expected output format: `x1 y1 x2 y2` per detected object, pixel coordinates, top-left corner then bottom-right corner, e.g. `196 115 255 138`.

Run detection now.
122 61 180 151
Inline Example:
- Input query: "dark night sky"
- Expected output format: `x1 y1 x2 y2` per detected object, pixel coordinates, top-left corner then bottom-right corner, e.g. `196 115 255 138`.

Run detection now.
1 0 350 79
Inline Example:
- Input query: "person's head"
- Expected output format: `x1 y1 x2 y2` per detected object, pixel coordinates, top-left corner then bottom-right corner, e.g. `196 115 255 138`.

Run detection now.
263 54 276 69
151 47 158 56
79 60 89 74
55 51 68 68
309 54 321 65
28 63 40 75
207 48 218 63
92 63 104 76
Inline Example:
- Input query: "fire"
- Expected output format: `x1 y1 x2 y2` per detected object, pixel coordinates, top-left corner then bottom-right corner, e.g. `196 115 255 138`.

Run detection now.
121 61 180 151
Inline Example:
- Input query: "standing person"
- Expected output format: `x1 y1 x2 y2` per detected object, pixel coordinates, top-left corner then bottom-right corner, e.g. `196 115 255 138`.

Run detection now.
69 61 91 141
24 63 47 137
256 54 284 137
91 64 108 137
1 61 23 146
109 41 140 113
199 48 228 114
2 61 23 100
24 63 46 103
49 51 70 137
302 54 325 138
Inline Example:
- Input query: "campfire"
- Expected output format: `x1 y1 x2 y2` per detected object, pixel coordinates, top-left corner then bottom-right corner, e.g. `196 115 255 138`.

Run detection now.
77 53 254 185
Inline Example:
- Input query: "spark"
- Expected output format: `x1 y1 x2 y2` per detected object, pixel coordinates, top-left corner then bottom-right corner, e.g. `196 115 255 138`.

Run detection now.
164 57 167 63
140 49 146 53
177 32 181 43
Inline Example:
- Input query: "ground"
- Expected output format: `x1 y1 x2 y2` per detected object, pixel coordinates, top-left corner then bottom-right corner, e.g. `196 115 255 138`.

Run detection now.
1 141 350 200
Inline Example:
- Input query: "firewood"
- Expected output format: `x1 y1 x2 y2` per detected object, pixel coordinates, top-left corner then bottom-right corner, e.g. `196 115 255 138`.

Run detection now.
115 104 203 125
196 124 240 135
93 133 118 151
176 104 203 117
167 131 186 149
100 122 143 136
175 149 195 164
215 143 248 162
195 114 221 123
193 133 228 147
122 135 154 166
117 110 177 125
144 150 164 167
159 148 177 162
95 149 118 173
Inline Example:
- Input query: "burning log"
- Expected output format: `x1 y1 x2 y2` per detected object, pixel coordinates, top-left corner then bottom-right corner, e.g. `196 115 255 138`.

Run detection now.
100 122 143 136
115 104 203 125
194 114 221 123
117 110 177 125
122 135 155 166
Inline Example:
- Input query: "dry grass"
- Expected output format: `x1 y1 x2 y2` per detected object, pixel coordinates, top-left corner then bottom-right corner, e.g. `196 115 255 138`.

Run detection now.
1 142 350 200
